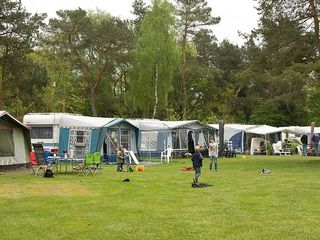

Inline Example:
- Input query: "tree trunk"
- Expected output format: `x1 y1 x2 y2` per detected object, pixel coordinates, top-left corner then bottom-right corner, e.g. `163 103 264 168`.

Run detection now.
309 0 320 55
90 86 97 117
181 31 187 119
152 65 159 119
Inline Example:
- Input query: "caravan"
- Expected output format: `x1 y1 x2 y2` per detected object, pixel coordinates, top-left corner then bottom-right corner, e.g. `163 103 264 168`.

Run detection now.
23 113 138 161
23 113 81 155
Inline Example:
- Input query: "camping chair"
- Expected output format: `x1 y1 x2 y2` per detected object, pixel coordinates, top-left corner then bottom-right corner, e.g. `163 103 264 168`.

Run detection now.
272 141 291 156
29 151 40 175
92 152 102 174
76 153 95 176
161 148 173 163
32 144 48 175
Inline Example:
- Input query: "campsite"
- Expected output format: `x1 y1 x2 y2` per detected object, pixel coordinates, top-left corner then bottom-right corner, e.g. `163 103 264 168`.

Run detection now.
2 0 320 239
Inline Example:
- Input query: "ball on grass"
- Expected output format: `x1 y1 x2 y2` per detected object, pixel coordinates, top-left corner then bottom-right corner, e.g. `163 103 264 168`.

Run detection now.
135 165 145 172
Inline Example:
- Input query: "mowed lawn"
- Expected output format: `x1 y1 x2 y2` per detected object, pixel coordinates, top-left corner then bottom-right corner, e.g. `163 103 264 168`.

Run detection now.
0 156 320 240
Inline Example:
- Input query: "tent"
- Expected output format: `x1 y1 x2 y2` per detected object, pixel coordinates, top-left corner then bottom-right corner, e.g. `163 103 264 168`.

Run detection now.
246 125 283 155
163 120 215 155
58 115 115 158
208 123 257 153
95 118 139 163
127 119 170 159
0 111 31 167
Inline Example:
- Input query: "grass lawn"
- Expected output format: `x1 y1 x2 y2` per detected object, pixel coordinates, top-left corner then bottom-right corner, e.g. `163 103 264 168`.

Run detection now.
0 155 320 240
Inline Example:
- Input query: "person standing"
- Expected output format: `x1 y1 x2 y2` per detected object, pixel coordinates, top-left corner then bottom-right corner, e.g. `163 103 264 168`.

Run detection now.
312 133 319 156
209 138 218 172
116 145 125 172
191 145 203 184
300 135 308 156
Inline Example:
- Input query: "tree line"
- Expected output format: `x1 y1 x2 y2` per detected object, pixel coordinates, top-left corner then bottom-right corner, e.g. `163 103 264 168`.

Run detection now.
1 0 320 126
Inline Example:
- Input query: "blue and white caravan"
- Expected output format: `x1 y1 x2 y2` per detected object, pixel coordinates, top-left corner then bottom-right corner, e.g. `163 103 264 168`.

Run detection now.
23 113 82 154
57 114 115 158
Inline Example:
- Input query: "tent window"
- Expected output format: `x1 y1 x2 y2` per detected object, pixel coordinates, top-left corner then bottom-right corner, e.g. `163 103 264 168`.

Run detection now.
76 131 84 143
69 129 91 158
140 131 157 151
0 129 15 156
121 129 130 150
108 129 119 154
171 131 180 149
30 127 53 139
107 128 131 154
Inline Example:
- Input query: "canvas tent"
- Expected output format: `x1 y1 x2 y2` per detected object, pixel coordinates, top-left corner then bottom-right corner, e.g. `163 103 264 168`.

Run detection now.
163 120 215 154
95 118 138 162
208 123 257 153
126 119 169 159
246 125 283 155
0 111 31 167
58 115 118 159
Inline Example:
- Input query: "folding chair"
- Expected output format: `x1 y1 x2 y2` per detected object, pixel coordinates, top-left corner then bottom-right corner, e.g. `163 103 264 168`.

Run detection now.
32 144 48 175
92 152 102 174
77 153 94 176
29 151 39 175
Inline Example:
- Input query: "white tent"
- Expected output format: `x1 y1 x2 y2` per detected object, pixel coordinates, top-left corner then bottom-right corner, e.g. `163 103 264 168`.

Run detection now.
278 126 320 135
0 111 31 167
208 123 257 153
127 119 170 159
246 125 283 155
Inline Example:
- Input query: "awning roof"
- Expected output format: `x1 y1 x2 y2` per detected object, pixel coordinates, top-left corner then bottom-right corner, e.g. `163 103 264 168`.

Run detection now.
246 125 282 135
59 115 115 128
0 111 30 130
127 119 169 131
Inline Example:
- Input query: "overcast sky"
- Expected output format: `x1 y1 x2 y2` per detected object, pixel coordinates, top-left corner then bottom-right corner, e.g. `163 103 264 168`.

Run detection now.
21 0 259 46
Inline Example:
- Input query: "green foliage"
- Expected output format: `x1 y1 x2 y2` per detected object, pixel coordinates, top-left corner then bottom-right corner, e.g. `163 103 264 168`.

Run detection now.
47 9 132 116
0 0 45 115
130 0 178 118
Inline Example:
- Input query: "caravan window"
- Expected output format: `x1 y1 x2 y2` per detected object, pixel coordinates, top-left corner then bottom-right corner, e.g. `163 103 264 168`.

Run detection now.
0 129 15 156
30 127 53 139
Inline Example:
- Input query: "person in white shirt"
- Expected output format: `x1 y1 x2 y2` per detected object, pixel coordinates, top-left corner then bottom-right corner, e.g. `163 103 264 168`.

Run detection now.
208 137 218 172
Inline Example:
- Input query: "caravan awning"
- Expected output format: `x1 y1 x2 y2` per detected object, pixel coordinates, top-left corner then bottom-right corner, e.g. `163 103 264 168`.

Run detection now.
278 126 320 135
246 125 282 135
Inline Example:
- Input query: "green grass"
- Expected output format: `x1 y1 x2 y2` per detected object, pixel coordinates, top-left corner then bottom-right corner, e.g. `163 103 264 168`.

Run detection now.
1 156 320 240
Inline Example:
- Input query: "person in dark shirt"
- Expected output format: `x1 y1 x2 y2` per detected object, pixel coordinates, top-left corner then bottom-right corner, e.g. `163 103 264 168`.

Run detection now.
116 145 125 172
300 135 308 156
312 134 319 156
191 145 203 184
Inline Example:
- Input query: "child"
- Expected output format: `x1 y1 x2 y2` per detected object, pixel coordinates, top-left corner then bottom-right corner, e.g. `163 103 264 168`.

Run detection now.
209 138 218 172
191 145 203 183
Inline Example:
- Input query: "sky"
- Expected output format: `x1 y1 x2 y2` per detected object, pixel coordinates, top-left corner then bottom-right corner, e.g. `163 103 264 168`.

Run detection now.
21 0 259 46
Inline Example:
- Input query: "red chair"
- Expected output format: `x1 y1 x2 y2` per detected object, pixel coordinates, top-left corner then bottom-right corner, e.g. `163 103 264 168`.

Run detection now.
29 151 46 175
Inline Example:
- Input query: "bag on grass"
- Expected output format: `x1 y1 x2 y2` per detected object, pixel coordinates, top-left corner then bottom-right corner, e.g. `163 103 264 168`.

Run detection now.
191 182 213 188
44 169 54 178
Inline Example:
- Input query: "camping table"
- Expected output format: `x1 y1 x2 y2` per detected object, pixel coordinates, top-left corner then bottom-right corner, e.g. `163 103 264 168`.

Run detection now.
46 156 61 173
57 158 84 173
